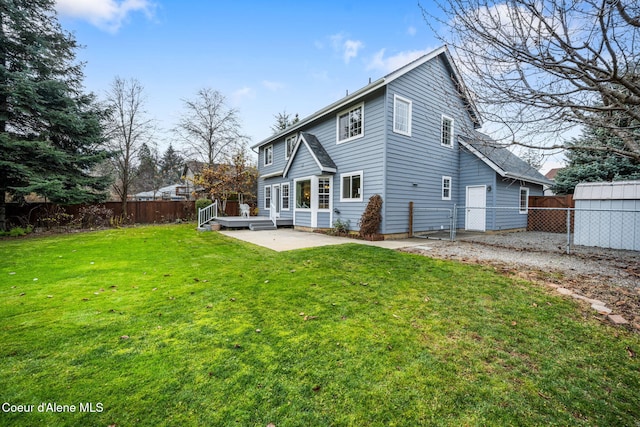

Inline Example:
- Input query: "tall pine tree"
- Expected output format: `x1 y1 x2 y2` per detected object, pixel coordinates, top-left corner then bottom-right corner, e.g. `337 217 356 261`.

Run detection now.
159 144 184 186
554 125 640 194
0 0 112 230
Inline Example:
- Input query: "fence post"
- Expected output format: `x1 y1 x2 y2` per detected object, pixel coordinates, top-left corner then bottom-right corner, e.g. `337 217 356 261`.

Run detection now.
566 208 571 254
451 205 457 241
408 201 413 237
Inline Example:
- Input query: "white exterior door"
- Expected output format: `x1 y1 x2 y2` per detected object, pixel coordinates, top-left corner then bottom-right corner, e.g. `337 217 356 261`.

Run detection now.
465 185 486 231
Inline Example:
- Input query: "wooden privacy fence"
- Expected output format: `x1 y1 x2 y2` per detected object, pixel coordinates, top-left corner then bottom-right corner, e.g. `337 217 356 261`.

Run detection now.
6 200 257 228
527 195 574 233
6 201 195 227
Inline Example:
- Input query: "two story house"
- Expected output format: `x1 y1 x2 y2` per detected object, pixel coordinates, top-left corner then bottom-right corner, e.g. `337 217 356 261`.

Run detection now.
252 45 551 237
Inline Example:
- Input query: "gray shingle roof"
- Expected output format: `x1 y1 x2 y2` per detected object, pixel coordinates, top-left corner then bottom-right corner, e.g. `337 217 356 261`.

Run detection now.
459 132 553 187
283 132 336 177
300 132 336 171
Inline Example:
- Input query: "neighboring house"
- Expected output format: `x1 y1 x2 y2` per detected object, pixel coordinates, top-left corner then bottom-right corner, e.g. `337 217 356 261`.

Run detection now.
251 46 552 237
543 167 563 195
135 184 190 201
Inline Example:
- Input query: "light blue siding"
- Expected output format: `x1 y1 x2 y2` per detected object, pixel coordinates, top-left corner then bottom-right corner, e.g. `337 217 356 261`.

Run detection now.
255 49 547 235
383 55 477 234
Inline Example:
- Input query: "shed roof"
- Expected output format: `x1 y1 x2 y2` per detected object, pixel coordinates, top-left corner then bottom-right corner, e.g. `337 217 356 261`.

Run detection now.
574 180 640 200
459 133 552 187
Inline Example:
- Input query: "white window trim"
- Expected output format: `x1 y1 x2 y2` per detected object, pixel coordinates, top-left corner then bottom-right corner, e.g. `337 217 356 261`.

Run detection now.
442 176 452 201
294 177 312 211
340 171 364 202
264 185 272 210
264 145 273 166
336 102 364 144
441 115 454 148
285 135 297 160
281 182 290 211
519 187 530 214
317 177 332 212
393 94 412 137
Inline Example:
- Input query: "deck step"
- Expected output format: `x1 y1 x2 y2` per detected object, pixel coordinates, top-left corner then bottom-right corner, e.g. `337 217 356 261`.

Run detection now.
249 223 277 231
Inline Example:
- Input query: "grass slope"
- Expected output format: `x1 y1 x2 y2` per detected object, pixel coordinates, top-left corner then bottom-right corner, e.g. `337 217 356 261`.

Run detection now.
0 224 638 426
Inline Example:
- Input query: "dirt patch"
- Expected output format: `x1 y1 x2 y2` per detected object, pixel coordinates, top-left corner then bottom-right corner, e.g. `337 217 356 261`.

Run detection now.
401 237 640 333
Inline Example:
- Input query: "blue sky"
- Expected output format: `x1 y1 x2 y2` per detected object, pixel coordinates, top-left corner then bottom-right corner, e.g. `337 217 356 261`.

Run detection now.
55 0 444 153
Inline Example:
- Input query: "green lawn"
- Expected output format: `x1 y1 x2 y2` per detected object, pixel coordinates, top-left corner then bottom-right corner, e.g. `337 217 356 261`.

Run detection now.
1 224 638 426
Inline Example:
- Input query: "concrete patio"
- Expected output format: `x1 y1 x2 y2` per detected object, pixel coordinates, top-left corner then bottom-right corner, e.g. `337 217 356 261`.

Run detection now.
219 228 427 252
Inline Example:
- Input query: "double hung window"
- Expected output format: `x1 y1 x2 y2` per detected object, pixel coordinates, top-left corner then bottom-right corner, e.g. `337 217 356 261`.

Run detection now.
337 103 363 143
393 95 412 136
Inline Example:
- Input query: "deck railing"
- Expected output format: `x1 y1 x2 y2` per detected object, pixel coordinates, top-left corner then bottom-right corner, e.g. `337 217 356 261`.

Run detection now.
198 200 218 229
269 201 277 227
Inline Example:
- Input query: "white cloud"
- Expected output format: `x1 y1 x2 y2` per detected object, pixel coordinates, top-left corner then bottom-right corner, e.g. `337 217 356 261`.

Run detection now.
329 32 364 64
343 39 364 64
366 48 433 73
262 80 285 92
55 0 155 33
231 86 255 105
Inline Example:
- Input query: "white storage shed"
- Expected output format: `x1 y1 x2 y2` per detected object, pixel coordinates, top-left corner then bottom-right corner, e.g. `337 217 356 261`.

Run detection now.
573 181 640 251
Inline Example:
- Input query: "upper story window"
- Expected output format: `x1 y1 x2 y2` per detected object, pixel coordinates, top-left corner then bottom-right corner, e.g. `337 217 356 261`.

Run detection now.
264 145 273 166
393 95 412 136
441 115 454 148
285 135 297 159
337 103 364 144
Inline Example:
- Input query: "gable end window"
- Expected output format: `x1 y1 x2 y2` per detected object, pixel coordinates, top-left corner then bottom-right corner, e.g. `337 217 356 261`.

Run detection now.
393 95 412 136
264 145 273 166
441 115 454 148
341 171 363 202
337 103 364 144
442 176 452 200
285 135 296 160
519 187 529 214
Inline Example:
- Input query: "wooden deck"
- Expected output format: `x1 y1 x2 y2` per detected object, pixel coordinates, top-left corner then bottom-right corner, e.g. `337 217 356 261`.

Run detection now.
212 216 293 229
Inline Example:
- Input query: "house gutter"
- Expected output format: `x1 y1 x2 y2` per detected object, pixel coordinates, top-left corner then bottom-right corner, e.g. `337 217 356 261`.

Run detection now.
251 77 386 150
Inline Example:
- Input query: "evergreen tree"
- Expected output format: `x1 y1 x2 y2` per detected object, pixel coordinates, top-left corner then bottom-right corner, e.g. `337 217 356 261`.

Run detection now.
0 0 112 230
131 143 161 193
159 144 184 186
554 126 640 194
271 111 299 134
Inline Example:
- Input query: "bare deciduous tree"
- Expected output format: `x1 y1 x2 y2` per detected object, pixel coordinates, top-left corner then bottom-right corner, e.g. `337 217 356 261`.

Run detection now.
104 77 155 215
422 0 640 160
175 88 247 166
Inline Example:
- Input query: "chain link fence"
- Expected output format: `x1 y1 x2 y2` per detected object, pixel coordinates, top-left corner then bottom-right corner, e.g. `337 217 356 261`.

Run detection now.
411 205 640 254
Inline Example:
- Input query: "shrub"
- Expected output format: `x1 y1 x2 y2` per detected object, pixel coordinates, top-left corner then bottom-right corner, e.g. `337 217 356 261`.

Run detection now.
331 218 351 235
0 225 33 237
76 205 114 228
195 198 213 212
39 205 73 230
358 194 383 238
